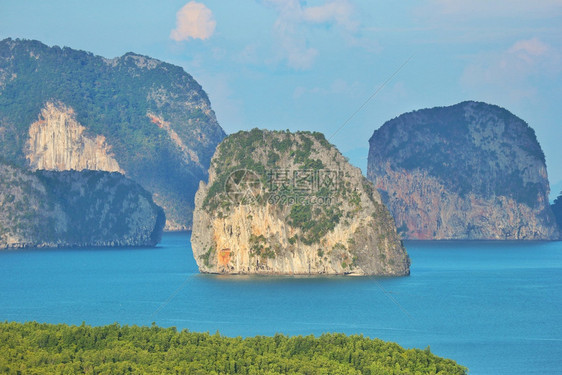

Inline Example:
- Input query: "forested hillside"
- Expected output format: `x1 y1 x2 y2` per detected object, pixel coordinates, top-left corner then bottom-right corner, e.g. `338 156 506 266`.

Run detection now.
0 161 164 248
368 101 559 240
0 38 225 229
0 322 467 374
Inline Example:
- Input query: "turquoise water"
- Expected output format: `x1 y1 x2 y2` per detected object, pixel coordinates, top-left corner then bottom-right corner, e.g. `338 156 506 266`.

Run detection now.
1 232 561 374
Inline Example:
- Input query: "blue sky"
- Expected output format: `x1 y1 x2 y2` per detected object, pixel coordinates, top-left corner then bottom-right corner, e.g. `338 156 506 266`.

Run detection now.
1 0 561 199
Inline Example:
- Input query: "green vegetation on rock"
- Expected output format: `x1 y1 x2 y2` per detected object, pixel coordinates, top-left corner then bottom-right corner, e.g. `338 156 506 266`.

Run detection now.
367 101 559 240
0 38 225 229
204 129 350 246
192 129 410 275
369 101 546 206
0 321 467 374
0 162 165 248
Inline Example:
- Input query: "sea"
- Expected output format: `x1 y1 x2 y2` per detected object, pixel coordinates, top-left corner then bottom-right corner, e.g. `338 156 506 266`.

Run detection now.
0 232 560 374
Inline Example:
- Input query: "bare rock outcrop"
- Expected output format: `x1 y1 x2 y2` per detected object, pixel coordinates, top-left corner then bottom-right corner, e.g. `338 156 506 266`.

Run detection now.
26 102 122 173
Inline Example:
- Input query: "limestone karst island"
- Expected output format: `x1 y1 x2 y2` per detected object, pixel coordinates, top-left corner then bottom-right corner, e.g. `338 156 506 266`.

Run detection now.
0 38 225 234
192 129 410 276
368 101 560 240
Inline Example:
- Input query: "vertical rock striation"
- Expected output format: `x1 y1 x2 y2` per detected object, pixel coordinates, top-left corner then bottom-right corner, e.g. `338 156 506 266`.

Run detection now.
26 102 122 172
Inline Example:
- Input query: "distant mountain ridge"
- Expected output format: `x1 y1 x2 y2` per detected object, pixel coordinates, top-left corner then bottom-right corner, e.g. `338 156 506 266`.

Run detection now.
367 101 559 240
0 38 226 230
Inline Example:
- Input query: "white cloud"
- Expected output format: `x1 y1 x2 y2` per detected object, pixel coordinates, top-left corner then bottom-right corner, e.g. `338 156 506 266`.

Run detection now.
170 1 216 41
508 38 549 60
461 38 561 101
302 1 358 31
265 0 359 69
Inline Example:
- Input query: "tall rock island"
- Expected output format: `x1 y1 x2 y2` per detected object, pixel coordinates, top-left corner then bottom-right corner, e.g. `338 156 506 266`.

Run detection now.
192 129 410 275
552 192 562 236
367 101 559 240
0 38 225 230
0 162 165 249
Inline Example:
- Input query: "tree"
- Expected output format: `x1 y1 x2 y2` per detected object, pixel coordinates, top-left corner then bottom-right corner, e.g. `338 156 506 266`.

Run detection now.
0 321 468 374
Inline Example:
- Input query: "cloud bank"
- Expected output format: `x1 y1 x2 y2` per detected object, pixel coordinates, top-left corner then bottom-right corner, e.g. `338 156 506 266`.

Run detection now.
170 1 216 41
266 0 358 69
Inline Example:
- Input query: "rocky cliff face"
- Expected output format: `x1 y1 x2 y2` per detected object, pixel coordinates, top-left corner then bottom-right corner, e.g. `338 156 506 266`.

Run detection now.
26 102 122 172
0 162 165 249
192 129 410 276
367 101 559 240
0 38 226 230
552 192 562 236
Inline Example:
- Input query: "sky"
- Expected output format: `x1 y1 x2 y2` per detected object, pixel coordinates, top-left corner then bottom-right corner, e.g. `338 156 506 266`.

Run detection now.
1 0 561 199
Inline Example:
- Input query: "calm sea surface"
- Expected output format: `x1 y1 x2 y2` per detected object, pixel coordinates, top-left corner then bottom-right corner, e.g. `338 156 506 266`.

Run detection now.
0 232 560 374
